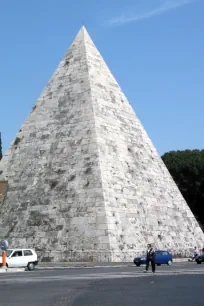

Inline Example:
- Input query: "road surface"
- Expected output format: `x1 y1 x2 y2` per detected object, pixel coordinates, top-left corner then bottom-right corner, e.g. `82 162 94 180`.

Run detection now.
0 262 203 305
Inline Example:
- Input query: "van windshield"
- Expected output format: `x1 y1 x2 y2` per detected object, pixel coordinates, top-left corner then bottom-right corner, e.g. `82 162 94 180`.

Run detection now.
6 249 13 257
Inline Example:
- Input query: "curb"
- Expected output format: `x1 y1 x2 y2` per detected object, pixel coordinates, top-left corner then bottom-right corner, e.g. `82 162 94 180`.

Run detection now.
173 258 188 263
37 259 189 270
0 259 190 272
36 264 130 270
0 268 26 273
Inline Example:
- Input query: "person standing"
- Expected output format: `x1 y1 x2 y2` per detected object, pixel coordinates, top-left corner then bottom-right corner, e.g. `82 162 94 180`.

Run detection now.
193 246 199 260
144 244 156 273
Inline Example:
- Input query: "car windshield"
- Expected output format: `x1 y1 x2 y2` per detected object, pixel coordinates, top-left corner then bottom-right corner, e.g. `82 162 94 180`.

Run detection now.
6 249 13 257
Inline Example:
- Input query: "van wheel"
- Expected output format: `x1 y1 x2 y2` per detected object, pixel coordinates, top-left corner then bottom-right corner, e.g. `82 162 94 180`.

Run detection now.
27 262 35 271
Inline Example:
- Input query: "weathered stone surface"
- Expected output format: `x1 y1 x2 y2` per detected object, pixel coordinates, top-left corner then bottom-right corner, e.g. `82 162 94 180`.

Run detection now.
0 26 204 261
0 180 8 205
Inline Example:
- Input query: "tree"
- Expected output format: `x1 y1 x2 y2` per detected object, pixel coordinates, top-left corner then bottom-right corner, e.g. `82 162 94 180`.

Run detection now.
0 132 2 160
162 150 204 227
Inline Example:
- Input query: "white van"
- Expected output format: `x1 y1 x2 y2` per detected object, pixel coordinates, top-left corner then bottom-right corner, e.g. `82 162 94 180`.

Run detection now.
0 249 38 271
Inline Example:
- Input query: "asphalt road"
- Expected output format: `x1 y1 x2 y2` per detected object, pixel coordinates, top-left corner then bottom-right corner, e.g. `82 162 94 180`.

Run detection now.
0 262 203 306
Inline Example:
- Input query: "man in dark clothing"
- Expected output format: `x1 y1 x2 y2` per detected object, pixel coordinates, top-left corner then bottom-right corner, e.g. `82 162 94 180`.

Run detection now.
145 244 155 273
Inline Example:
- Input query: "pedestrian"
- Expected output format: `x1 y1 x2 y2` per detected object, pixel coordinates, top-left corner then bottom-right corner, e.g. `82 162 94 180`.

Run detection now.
144 244 156 273
193 246 199 260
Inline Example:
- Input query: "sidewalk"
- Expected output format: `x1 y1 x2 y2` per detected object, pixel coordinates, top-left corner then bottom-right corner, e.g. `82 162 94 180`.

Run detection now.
37 258 188 269
0 267 25 273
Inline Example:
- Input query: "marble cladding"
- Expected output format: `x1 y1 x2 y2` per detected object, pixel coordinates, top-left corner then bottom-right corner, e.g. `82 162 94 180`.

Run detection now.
0 27 203 261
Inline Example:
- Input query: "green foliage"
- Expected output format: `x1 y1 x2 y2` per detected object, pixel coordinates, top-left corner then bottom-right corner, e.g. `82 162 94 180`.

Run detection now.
162 150 204 226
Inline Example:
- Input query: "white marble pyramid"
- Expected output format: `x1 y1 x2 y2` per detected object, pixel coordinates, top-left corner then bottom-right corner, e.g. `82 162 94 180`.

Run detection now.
0 26 203 262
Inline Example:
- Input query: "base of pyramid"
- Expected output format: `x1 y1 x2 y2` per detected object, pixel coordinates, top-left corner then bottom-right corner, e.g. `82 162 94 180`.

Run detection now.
40 250 112 263
40 250 139 263
39 248 192 263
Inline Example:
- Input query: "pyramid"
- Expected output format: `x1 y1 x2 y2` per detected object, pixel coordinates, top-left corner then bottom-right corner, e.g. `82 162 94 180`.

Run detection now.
0 26 203 262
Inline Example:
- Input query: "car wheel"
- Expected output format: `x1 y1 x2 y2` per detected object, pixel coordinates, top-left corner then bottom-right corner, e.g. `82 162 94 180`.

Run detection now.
197 261 201 264
27 262 35 271
167 260 172 266
157 264 161 266
135 263 140 267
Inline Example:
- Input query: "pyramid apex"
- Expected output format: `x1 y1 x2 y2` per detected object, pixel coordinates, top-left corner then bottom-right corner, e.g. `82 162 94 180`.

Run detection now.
77 25 89 36
81 25 87 31
71 25 91 44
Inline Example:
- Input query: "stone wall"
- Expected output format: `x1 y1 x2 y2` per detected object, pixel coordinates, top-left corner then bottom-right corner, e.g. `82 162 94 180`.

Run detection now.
0 28 110 261
83 27 204 260
0 27 203 261
0 180 8 205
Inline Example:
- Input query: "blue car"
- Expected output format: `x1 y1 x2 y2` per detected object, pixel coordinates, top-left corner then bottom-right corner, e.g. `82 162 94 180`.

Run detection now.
196 253 204 264
134 250 173 267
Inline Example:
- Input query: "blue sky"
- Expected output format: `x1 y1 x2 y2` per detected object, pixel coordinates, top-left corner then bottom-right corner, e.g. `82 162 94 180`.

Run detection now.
0 0 204 155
